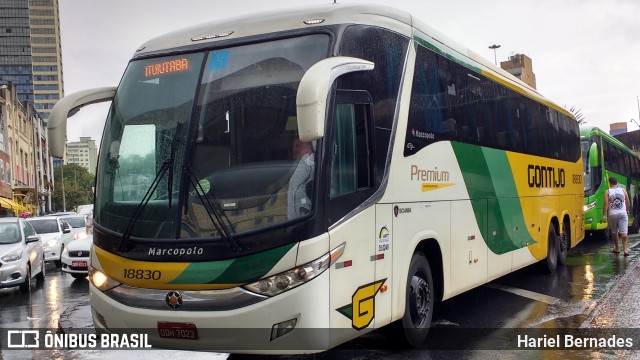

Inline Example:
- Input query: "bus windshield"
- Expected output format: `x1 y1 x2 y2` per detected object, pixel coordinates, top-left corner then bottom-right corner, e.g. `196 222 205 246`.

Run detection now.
95 34 330 241
581 138 592 192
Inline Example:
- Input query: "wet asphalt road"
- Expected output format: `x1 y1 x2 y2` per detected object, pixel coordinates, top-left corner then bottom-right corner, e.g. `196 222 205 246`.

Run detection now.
0 233 638 359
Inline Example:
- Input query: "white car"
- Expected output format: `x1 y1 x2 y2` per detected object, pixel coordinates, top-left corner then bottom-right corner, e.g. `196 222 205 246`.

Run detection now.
0 217 45 292
59 214 89 245
61 232 92 279
26 216 73 266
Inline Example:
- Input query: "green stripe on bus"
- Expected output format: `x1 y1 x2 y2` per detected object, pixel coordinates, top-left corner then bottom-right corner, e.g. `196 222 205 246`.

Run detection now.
453 142 535 253
168 243 296 285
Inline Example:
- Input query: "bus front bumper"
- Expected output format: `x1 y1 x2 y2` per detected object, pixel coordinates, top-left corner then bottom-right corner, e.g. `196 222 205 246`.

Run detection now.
89 271 331 354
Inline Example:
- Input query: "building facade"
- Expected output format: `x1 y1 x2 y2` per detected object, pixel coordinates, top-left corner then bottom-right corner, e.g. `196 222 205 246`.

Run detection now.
0 83 52 215
0 0 33 103
500 54 537 90
66 137 97 175
0 0 64 120
609 122 628 136
29 0 64 120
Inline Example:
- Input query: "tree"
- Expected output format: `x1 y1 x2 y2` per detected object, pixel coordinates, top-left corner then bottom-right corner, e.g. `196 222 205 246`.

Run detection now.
566 105 586 124
52 164 95 212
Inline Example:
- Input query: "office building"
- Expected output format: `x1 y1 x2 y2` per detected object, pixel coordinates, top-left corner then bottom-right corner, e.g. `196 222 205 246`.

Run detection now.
66 137 97 175
500 54 537 90
0 0 64 120
609 122 627 136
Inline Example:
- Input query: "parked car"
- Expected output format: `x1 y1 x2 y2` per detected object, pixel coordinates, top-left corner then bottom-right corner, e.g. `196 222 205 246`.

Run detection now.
26 216 72 266
61 232 92 279
0 217 45 292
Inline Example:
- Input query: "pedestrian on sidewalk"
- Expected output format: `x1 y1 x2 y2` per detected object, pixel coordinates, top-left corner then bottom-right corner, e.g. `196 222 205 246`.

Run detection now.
603 176 631 256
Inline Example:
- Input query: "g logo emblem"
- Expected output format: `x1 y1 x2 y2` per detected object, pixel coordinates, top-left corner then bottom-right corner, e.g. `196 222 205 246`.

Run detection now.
336 279 386 330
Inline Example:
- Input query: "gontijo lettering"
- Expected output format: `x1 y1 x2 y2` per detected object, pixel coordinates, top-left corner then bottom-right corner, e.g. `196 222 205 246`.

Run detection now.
527 164 565 188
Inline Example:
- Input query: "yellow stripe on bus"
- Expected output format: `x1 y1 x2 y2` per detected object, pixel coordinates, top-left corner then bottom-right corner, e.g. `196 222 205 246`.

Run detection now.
506 151 583 260
93 247 242 290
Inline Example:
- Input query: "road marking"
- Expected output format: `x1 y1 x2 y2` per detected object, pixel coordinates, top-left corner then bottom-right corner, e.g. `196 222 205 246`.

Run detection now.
486 284 561 305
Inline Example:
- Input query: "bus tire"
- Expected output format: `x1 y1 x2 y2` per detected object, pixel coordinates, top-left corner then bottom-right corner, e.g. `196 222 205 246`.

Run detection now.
545 223 558 273
559 222 570 266
401 252 434 347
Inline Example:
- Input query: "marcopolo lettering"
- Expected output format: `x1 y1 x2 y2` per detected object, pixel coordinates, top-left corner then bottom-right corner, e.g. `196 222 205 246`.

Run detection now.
148 246 204 257
527 164 565 188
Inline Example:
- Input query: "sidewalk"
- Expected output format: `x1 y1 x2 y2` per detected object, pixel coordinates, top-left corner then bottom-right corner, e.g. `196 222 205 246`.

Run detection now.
587 252 640 328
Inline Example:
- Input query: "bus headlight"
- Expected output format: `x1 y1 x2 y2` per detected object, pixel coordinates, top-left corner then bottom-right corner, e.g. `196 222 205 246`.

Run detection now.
584 201 596 212
89 267 121 292
243 243 345 297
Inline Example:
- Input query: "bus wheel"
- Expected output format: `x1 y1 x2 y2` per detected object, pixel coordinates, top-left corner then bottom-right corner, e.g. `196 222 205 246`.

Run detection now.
559 222 570 266
545 223 558 273
402 252 434 347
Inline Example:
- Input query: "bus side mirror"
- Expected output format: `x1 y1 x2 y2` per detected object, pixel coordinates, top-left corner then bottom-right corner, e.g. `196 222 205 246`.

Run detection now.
296 57 374 142
589 142 599 168
48 87 117 158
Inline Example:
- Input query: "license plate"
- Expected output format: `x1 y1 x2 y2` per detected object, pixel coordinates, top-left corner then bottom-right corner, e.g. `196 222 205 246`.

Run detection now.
72 260 87 268
158 322 198 340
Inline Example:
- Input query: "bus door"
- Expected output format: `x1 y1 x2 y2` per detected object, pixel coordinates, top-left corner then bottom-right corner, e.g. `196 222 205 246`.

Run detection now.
327 90 380 342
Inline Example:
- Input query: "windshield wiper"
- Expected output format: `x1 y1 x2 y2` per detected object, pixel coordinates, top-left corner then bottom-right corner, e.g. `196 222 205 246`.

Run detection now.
118 123 184 252
183 166 247 252
118 158 172 252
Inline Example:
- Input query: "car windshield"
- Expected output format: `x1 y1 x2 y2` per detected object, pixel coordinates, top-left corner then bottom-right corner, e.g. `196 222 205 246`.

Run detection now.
61 217 86 228
27 219 59 234
0 223 20 244
95 34 329 241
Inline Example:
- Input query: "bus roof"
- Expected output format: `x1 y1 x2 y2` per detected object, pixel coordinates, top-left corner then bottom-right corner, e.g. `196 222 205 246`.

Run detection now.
134 4 411 57
134 3 572 119
581 125 639 157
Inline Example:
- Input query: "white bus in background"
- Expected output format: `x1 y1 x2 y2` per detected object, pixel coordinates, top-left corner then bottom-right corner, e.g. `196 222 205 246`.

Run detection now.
48 3 583 353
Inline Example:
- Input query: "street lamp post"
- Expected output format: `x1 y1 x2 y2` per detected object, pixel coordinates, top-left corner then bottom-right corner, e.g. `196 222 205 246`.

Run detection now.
489 44 501 65
61 160 66 212
630 118 640 130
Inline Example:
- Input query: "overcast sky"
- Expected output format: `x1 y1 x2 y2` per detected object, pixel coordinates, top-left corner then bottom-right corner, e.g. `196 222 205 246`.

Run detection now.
58 0 640 146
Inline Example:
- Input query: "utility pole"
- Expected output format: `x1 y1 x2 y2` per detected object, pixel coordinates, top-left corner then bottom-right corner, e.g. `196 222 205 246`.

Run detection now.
61 160 66 212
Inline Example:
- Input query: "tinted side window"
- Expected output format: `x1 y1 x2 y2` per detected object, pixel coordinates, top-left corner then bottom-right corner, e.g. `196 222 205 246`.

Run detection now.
406 41 580 162
339 25 409 184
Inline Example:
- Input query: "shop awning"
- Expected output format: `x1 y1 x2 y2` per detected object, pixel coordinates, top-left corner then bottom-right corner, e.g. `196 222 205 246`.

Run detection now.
0 197 25 211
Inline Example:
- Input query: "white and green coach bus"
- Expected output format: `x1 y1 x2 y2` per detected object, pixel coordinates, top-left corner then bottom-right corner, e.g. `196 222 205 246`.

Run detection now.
48 3 584 353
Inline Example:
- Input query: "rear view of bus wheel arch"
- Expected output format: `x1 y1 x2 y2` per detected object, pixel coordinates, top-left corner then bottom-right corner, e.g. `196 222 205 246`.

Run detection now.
401 251 434 347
